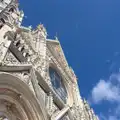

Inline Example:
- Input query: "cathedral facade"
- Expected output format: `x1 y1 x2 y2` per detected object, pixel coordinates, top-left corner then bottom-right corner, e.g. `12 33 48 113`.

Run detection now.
0 0 99 120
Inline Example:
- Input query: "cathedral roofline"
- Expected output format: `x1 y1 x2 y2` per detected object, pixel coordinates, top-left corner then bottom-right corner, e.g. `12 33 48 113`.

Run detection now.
0 0 99 119
46 39 60 45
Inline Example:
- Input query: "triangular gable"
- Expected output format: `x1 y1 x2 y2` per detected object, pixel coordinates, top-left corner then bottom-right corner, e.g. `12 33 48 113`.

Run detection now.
46 39 69 69
47 39 78 82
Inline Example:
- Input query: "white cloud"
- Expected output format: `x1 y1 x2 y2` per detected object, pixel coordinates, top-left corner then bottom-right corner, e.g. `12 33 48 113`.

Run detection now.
90 73 120 120
99 114 118 120
91 73 120 104
109 73 120 82
108 116 118 120
91 79 120 104
99 113 119 120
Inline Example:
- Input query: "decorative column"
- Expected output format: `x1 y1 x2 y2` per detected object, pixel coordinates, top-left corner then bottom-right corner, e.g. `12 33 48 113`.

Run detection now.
17 11 24 27
46 92 53 115
32 24 47 77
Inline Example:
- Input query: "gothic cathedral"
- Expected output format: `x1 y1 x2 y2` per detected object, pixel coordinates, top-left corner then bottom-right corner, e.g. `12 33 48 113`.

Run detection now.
0 0 99 120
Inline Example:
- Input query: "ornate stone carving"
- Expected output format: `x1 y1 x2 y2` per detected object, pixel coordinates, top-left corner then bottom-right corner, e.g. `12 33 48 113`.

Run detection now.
4 51 20 64
0 0 99 120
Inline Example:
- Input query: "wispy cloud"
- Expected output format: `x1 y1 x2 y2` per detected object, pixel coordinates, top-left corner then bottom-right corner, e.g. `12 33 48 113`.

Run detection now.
99 114 118 120
108 116 118 120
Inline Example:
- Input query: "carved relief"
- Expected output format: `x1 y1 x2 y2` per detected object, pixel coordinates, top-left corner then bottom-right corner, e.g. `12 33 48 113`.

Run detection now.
0 0 99 119
11 72 30 84
4 51 20 64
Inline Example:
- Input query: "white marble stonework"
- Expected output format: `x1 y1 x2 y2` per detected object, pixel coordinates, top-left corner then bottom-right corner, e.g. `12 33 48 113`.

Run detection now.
0 0 99 120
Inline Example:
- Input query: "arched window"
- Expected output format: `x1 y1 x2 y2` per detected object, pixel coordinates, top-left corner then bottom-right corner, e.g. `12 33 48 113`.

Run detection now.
49 67 67 102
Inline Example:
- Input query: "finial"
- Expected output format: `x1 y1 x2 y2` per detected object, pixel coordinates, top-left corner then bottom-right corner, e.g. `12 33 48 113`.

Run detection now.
20 10 24 19
55 32 58 41
37 24 47 36
37 24 43 30
28 25 32 30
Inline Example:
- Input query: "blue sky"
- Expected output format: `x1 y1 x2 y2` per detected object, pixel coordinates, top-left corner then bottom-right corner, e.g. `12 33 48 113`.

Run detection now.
19 0 120 119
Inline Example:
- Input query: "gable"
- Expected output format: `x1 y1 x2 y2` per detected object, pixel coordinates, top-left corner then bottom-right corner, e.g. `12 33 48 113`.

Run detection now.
47 39 78 82
46 39 68 69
